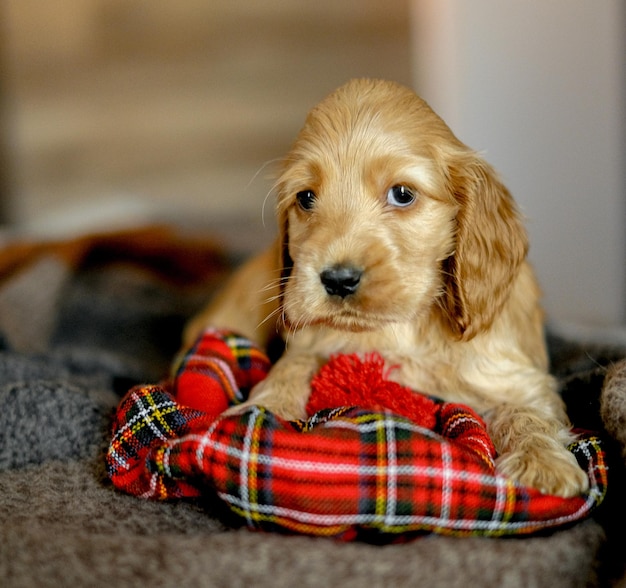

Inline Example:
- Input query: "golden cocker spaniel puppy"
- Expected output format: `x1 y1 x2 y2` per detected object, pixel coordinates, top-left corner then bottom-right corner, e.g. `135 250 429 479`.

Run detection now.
185 79 588 498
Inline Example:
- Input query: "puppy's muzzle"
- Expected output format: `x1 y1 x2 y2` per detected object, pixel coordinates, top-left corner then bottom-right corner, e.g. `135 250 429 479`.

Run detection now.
320 265 362 298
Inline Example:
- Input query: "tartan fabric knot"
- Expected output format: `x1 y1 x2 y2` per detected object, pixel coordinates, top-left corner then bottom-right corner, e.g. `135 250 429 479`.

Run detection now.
171 328 271 414
106 329 607 540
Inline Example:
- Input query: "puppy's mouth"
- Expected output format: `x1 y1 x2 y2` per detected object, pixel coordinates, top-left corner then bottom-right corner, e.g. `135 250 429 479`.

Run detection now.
285 306 388 333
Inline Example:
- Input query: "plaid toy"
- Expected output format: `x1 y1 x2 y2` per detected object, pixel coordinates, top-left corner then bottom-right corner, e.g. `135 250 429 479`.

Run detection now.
107 329 607 541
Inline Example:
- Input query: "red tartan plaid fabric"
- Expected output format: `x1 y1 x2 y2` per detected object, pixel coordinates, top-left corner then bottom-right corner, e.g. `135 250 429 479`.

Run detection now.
172 329 271 415
106 329 607 540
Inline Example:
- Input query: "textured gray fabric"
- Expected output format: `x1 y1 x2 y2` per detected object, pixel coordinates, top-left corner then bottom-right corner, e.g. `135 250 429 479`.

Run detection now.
1 232 625 587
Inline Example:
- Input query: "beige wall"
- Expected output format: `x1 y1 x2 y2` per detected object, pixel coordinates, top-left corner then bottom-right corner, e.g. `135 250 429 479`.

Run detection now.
413 0 625 328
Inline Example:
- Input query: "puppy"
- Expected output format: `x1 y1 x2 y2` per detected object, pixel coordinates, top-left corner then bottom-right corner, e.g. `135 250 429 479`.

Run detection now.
185 79 588 498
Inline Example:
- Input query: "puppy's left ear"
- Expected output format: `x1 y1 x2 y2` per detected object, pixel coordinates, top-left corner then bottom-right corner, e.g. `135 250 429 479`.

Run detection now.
441 151 528 340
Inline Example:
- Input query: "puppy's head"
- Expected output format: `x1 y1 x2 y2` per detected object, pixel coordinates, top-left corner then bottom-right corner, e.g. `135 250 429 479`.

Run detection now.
275 79 527 340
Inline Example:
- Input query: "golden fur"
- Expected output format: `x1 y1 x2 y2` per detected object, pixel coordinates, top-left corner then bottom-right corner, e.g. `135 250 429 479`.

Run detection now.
185 79 588 497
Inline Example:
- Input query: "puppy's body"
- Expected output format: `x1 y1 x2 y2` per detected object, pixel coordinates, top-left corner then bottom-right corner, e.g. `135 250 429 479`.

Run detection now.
186 79 588 497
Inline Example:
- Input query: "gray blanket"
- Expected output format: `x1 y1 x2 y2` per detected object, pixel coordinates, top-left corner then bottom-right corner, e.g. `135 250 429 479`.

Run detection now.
1 226 625 587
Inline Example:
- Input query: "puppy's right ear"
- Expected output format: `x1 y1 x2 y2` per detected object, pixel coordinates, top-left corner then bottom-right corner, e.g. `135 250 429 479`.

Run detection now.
277 207 293 284
275 176 293 279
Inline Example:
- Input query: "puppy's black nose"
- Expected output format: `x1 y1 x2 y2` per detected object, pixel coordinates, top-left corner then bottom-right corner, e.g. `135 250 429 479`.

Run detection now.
320 265 362 298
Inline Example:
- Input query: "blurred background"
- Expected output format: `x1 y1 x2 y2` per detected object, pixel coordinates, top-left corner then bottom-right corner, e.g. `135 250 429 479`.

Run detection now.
0 0 624 328
0 0 413 244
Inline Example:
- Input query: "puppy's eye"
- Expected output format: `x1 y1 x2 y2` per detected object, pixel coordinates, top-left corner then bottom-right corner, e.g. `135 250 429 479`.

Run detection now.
296 190 316 211
386 185 416 208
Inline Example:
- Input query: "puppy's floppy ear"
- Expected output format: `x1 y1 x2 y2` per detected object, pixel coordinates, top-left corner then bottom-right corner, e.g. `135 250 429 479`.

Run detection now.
277 204 293 287
274 176 295 314
441 150 528 340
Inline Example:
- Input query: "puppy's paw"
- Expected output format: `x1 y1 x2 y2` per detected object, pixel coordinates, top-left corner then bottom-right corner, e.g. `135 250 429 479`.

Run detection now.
221 401 257 418
221 400 305 422
496 445 589 497
221 379 308 422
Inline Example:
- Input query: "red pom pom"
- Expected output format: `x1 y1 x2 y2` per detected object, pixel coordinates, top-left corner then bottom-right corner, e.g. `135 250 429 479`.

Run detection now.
308 353 438 429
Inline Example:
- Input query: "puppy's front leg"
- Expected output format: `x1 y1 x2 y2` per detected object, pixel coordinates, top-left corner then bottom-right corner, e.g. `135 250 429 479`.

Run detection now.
487 402 589 497
227 353 323 421
183 242 281 350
